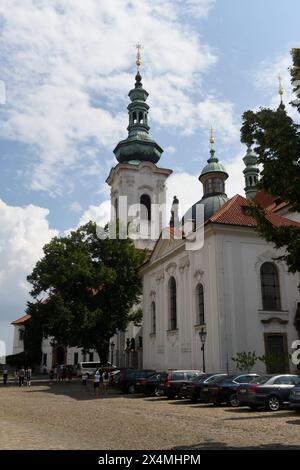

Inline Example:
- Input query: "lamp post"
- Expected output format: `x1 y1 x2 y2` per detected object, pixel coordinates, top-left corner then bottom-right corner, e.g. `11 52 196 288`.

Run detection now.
110 341 115 366
199 327 207 373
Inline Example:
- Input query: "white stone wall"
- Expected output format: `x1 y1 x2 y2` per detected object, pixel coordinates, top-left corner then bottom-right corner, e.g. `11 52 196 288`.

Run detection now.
142 224 300 374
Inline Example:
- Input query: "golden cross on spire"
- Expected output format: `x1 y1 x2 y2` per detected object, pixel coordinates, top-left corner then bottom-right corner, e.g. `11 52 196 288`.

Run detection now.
278 74 284 101
136 42 142 70
209 126 215 149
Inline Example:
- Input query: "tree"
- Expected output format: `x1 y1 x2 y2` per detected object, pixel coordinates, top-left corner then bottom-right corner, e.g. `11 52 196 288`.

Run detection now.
231 351 258 373
26 222 146 364
240 48 300 279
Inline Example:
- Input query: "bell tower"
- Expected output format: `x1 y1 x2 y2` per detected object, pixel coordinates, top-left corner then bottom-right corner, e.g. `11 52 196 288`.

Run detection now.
106 45 172 250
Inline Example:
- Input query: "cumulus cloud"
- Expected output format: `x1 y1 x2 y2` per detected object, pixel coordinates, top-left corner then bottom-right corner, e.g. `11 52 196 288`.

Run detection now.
79 200 111 227
0 199 57 352
0 0 238 195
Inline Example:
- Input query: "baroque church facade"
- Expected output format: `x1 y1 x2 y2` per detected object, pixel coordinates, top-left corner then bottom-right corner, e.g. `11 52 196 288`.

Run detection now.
12 58 300 374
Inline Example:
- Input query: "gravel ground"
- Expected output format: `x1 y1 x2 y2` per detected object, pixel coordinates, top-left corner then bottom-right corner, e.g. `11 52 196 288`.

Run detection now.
0 381 299 450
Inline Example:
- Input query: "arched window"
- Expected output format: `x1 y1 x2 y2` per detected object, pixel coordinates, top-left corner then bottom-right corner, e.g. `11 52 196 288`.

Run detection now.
151 301 156 334
169 277 177 330
133 111 137 123
196 283 205 325
140 194 151 221
260 262 281 310
138 111 143 123
114 198 119 220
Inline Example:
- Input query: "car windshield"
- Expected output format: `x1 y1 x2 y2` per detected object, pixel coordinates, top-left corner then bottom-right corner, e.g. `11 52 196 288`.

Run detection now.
207 375 228 384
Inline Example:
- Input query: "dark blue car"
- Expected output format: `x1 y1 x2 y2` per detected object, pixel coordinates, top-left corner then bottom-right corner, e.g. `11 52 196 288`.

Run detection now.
200 373 260 407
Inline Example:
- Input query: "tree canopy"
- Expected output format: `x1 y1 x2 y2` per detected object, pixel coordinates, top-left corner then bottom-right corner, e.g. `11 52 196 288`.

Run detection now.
26 222 146 364
240 49 300 278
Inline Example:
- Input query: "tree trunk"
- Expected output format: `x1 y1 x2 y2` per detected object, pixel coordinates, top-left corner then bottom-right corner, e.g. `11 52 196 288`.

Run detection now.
96 340 110 366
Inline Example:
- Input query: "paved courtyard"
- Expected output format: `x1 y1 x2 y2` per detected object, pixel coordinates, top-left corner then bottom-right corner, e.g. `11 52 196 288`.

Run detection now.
0 381 299 450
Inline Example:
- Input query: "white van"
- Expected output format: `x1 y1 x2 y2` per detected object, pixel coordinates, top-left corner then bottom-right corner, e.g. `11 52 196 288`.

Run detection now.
77 362 101 377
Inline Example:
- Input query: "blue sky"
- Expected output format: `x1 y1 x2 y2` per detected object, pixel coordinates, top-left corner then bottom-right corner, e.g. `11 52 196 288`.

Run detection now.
0 0 299 354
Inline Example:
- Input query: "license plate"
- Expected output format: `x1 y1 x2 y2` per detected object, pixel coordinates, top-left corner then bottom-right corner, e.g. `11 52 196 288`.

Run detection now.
239 388 247 393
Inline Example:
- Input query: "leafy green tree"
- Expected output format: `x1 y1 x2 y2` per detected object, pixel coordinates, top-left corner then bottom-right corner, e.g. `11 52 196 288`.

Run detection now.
231 351 258 373
240 48 300 280
26 222 146 364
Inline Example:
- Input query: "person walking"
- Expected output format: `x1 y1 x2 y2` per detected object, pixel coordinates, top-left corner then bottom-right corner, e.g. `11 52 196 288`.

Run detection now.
93 369 101 397
18 367 25 387
82 372 88 387
102 370 110 395
26 367 32 387
3 367 8 385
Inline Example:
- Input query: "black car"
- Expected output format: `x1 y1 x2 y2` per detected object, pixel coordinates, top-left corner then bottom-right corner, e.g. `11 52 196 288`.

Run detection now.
201 373 260 407
181 373 228 401
289 385 300 412
237 374 300 411
118 369 156 394
135 372 168 396
160 369 203 399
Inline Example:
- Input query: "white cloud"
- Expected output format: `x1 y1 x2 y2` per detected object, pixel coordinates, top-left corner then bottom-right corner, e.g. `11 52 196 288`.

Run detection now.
255 50 299 120
226 150 245 198
166 172 201 218
0 199 57 352
0 0 233 194
69 201 82 213
79 200 111 227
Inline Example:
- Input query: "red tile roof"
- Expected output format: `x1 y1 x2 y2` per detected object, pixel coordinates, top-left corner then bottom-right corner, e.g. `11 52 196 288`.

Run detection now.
11 314 31 325
207 194 300 229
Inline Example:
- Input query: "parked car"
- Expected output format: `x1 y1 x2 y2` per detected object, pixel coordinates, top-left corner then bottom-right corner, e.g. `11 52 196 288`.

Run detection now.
237 374 300 411
200 373 260 407
181 373 228 401
135 372 168 396
118 369 156 394
289 384 300 412
159 369 203 399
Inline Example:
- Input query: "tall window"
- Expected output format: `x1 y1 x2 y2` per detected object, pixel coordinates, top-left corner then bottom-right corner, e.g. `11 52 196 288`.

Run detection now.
89 352 94 362
169 277 177 330
151 301 156 334
196 283 205 325
74 352 79 365
260 262 281 310
140 194 151 221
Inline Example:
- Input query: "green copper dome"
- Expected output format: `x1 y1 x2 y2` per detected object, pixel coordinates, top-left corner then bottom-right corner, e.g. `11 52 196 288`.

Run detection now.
113 71 163 164
200 149 228 179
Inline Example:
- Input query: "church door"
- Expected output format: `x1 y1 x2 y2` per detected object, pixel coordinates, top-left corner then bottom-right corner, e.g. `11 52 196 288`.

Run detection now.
54 346 66 365
264 333 289 373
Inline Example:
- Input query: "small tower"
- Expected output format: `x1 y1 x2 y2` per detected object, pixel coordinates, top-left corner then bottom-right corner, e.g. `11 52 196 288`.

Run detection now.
198 128 229 220
106 45 172 250
243 145 259 200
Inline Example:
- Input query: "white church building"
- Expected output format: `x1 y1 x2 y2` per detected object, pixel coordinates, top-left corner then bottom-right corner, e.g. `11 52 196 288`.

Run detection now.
11 56 300 374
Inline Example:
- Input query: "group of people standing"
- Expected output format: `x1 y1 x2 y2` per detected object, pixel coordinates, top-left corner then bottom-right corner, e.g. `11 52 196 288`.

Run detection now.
81 368 110 397
1 366 32 387
48 364 73 383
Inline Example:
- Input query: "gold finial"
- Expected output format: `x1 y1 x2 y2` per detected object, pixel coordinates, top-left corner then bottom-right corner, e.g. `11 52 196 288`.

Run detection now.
278 74 284 101
209 126 215 149
136 42 142 70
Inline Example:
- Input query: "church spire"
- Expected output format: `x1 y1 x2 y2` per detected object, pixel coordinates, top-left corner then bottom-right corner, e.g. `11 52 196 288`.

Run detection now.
277 74 285 110
199 130 228 198
113 46 163 164
243 144 259 199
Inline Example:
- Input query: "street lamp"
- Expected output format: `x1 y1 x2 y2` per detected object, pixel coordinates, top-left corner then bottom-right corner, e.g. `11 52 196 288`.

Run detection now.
110 341 115 366
199 327 207 373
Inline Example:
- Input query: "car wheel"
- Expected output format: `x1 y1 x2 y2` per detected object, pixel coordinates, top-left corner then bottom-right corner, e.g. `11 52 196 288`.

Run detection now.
154 387 161 397
229 394 240 407
128 384 135 394
267 395 281 411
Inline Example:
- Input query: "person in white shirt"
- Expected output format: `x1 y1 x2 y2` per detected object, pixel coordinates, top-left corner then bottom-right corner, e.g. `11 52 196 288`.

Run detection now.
94 369 101 397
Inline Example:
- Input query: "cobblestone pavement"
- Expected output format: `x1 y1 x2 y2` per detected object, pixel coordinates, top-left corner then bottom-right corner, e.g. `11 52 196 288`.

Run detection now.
0 382 299 450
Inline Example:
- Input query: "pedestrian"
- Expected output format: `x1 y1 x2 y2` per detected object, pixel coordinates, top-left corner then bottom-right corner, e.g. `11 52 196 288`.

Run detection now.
18 367 25 387
26 367 32 387
102 369 110 394
3 367 8 385
82 372 88 387
94 369 101 397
